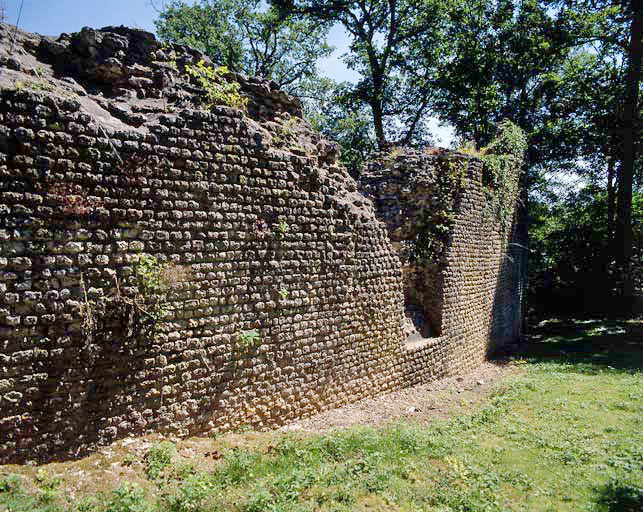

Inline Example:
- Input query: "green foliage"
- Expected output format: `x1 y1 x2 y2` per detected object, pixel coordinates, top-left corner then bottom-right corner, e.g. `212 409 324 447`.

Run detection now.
133 255 170 330
276 0 450 147
413 122 525 265
155 0 331 93
79 255 179 345
164 472 216 512
304 77 376 176
135 255 166 294
105 483 152 512
237 329 261 350
35 469 61 505
459 120 527 232
185 59 247 110
0 473 22 493
2 319 643 511
479 120 527 231
277 219 289 236
529 187 643 317
144 441 177 480
74 496 103 512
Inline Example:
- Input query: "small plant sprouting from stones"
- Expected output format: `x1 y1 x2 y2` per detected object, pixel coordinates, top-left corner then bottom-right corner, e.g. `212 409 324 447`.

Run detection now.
129 254 171 330
272 117 300 148
79 256 191 343
237 329 261 351
185 59 247 110
276 219 289 237
279 289 289 300
135 254 166 293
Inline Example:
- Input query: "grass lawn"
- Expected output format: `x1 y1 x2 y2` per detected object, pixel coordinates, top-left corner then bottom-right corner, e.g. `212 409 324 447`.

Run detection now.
1 318 642 511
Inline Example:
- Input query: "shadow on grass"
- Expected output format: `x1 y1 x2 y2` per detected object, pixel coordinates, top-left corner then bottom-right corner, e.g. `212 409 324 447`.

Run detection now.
524 318 643 374
597 479 643 512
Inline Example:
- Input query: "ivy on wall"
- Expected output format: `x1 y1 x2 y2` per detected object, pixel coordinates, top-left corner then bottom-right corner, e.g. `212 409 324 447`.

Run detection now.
413 120 526 264
477 120 527 231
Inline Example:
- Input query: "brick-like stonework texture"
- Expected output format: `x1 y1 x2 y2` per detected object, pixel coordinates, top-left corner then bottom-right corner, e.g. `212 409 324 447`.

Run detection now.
0 25 524 463
359 150 525 362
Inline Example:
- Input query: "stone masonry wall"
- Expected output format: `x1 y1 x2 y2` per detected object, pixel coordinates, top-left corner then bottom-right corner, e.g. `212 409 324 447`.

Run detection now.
359 149 525 385
0 24 523 464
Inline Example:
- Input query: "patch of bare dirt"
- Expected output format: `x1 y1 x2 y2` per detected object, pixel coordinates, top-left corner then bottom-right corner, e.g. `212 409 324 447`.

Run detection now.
280 360 522 432
0 361 520 500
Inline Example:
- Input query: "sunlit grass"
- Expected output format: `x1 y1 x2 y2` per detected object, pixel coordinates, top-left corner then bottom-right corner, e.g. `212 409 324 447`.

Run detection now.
1 319 641 511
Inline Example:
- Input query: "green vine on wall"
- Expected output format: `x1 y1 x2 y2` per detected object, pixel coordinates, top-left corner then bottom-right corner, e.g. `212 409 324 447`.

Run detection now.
185 60 247 110
461 120 527 231
413 121 526 265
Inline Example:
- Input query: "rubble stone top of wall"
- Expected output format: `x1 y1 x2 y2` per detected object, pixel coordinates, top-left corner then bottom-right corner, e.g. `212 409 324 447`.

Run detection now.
1 23 300 119
0 22 376 219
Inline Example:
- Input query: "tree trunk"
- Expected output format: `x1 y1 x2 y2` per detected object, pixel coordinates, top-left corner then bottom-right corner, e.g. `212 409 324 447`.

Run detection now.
368 63 386 150
615 0 642 299
607 156 616 242
606 156 617 293
371 98 386 149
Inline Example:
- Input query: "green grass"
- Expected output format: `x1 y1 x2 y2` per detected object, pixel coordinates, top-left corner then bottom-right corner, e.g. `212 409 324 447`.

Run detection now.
1 319 642 511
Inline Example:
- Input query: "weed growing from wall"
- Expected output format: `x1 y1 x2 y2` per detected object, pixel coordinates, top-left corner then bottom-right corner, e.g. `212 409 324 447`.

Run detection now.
185 60 247 110
79 256 191 345
237 329 261 351
460 120 527 231
133 255 170 328
277 219 289 237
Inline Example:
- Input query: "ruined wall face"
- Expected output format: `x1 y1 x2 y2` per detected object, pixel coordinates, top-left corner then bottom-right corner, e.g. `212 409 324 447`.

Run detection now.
359 150 525 384
0 91 408 463
0 24 522 464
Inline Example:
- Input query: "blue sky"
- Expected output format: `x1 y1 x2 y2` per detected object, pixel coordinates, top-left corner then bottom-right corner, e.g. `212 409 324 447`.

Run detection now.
2 0 454 145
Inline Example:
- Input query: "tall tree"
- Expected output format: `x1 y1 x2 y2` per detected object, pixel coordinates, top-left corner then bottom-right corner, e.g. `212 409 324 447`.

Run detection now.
615 0 642 297
302 77 377 175
273 0 449 148
154 0 332 93
549 0 642 297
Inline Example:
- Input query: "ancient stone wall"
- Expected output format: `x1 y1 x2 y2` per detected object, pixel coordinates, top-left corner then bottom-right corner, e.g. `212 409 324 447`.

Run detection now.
0 24 524 464
359 148 526 384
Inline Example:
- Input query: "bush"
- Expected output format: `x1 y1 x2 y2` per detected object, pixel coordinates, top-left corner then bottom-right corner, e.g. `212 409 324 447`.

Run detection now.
105 483 152 512
165 473 218 512
144 441 177 480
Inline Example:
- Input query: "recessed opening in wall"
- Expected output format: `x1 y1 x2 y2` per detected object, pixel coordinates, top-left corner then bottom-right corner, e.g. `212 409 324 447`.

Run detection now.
401 260 443 346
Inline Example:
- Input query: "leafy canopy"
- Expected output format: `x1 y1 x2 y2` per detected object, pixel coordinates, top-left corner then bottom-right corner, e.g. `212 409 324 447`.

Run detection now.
273 0 450 147
155 0 332 93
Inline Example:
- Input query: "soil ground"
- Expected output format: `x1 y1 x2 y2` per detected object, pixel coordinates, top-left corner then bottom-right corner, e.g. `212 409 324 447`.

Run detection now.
1 318 641 512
